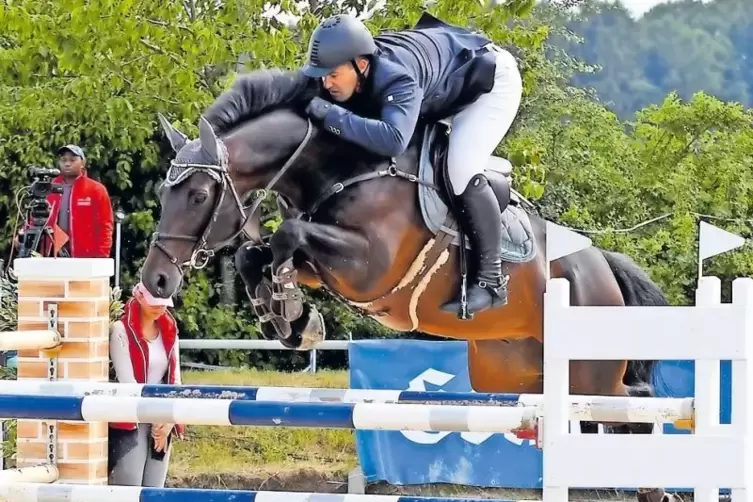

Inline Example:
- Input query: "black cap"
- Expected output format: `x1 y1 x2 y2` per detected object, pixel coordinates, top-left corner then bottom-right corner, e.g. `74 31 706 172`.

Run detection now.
302 15 377 78
57 144 86 160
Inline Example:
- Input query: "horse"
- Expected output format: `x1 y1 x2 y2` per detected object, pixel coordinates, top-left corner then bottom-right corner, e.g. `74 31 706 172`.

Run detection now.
141 103 681 502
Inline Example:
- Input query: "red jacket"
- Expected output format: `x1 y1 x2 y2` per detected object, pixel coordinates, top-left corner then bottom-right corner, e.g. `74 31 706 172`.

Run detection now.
38 171 113 258
110 299 186 437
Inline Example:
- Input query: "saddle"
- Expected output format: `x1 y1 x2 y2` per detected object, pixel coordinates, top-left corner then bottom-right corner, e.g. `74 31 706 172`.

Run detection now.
428 119 514 214
416 120 536 264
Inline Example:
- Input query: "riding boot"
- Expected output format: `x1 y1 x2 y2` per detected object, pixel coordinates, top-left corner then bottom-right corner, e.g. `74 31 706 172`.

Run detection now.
441 173 509 316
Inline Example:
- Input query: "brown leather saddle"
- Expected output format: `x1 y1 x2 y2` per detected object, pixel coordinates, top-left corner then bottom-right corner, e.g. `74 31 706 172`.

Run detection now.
428 120 514 216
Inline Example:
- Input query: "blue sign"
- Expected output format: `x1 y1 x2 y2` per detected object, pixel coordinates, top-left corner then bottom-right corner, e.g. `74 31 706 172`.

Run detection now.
653 360 731 431
349 340 542 488
348 340 731 489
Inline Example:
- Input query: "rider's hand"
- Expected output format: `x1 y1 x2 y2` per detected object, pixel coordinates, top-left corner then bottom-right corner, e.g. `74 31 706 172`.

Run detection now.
305 97 332 121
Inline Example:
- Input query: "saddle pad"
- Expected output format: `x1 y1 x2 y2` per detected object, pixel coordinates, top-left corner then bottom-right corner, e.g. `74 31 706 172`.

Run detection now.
417 123 536 264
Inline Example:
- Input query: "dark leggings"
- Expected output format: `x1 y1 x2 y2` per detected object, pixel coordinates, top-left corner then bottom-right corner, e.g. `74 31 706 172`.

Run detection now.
108 425 172 487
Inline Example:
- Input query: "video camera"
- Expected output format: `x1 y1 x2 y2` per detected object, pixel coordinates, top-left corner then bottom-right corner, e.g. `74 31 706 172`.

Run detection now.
17 166 66 258
29 166 64 200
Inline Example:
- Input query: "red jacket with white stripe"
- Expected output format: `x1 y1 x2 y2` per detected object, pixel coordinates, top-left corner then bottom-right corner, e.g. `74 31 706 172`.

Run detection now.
38 171 114 258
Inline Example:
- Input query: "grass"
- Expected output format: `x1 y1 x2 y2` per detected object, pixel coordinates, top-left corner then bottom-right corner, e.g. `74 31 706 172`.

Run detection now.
168 369 358 488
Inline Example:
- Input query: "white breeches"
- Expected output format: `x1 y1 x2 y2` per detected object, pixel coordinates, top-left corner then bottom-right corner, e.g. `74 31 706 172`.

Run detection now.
447 47 523 195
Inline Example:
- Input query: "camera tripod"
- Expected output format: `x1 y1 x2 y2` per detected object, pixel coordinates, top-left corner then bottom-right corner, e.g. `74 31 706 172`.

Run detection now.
18 223 70 259
18 199 70 259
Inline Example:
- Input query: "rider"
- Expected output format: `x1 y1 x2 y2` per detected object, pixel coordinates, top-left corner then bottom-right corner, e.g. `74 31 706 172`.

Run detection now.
203 13 523 317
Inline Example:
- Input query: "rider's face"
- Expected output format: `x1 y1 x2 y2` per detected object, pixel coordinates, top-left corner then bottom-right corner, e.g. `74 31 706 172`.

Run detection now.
322 58 369 102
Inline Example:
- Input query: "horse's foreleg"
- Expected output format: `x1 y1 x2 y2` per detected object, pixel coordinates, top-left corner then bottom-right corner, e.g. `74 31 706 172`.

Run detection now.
268 218 371 322
234 242 293 341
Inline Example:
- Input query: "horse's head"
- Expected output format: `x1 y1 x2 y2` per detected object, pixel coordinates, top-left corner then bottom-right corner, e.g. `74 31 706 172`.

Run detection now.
141 111 315 299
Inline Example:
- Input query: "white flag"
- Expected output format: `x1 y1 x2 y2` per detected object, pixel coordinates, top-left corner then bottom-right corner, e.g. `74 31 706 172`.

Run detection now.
546 221 593 262
698 221 746 261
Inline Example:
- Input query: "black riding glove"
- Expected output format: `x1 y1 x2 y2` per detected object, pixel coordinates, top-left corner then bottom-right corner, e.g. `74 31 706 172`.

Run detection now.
305 97 332 122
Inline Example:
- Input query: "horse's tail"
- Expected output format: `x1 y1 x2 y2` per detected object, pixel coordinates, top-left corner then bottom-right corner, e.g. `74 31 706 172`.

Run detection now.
600 249 669 397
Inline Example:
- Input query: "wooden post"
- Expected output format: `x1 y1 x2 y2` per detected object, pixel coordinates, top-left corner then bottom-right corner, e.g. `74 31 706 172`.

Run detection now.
13 257 113 485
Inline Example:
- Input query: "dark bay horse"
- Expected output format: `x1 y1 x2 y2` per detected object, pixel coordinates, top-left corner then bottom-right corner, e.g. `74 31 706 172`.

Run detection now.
141 107 681 502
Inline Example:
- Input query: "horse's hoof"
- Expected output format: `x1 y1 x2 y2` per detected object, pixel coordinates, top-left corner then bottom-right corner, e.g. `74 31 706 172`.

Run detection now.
297 305 326 351
263 310 292 340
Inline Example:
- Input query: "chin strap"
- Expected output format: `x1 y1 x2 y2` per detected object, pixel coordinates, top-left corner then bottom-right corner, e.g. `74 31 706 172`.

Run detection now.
350 58 370 91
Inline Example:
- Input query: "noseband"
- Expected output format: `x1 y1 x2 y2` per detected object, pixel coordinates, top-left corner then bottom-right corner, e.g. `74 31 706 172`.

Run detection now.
150 119 314 272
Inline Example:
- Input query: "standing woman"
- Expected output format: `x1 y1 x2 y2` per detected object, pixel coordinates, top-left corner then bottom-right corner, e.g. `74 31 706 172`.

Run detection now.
108 282 185 486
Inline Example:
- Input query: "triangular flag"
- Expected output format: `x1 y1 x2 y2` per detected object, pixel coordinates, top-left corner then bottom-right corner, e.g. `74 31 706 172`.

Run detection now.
698 221 745 261
546 221 593 262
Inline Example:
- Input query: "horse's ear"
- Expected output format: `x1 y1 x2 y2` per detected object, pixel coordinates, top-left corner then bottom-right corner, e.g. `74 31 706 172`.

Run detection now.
158 113 188 153
198 116 220 164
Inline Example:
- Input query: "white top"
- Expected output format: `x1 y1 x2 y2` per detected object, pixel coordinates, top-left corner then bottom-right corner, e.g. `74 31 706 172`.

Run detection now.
110 320 178 385
144 333 169 384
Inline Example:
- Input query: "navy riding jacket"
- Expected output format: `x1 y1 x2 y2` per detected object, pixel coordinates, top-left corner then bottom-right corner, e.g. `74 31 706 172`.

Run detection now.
203 12 500 158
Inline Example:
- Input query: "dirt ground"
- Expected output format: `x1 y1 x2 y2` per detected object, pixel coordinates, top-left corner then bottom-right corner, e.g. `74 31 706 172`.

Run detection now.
167 469 697 501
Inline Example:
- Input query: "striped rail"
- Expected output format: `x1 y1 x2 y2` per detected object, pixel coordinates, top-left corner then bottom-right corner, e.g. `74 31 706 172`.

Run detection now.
0 380 694 426
0 394 538 433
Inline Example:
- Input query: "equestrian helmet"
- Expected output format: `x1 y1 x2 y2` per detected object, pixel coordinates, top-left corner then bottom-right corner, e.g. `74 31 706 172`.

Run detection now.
302 15 377 78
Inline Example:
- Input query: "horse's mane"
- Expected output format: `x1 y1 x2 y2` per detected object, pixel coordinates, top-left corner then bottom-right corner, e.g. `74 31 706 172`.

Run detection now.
204 65 428 169
223 105 398 170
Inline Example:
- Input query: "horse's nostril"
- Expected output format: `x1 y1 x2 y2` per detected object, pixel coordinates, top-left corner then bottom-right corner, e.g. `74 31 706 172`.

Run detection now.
156 273 168 293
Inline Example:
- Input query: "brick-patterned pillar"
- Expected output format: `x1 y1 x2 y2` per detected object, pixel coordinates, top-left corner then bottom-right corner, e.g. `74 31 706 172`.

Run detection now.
13 257 114 485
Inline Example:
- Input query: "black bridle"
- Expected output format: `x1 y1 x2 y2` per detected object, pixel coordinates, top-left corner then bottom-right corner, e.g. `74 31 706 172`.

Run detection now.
149 119 315 272
149 115 438 275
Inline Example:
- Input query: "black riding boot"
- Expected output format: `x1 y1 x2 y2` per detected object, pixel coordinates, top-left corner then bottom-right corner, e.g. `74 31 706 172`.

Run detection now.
441 173 509 317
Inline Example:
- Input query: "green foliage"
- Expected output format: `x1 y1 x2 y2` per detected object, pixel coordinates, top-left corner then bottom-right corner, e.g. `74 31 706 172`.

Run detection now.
517 86 753 304
173 267 270 368
1 0 752 371
0 265 18 333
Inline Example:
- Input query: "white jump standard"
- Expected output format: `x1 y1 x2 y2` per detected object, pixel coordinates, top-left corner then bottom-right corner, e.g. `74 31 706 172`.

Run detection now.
541 275 753 502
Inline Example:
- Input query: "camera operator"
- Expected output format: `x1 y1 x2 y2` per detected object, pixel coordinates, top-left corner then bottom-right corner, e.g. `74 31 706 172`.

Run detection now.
19 145 114 258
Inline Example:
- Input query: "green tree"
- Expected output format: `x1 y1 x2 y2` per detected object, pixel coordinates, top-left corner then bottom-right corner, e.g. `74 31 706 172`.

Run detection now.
555 0 753 117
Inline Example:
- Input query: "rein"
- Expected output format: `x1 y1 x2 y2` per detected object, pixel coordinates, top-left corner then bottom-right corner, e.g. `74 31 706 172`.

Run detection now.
151 117 436 271
305 162 439 218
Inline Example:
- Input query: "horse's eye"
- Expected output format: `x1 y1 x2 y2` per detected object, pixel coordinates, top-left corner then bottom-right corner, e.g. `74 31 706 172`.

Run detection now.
192 191 208 204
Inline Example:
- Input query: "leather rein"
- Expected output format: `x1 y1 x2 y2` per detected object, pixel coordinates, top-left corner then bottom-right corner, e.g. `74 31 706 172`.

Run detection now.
150 118 438 272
